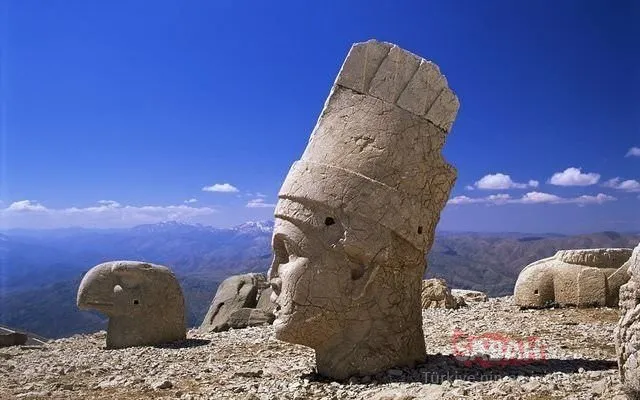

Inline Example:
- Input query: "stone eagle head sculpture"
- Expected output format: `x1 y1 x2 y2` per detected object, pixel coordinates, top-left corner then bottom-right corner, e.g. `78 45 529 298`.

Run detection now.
77 261 186 349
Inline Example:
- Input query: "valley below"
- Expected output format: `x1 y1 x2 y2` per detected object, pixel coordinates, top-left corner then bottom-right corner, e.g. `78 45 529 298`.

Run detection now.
0 221 638 339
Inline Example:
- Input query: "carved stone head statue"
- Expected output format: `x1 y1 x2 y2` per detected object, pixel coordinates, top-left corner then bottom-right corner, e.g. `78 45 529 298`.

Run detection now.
269 39 459 379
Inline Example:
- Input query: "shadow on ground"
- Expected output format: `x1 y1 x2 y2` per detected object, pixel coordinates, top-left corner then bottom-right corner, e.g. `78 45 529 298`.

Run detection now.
153 338 211 349
302 355 617 384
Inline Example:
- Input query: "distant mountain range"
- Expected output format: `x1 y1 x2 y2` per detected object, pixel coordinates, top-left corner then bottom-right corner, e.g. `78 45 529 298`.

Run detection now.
0 221 638 338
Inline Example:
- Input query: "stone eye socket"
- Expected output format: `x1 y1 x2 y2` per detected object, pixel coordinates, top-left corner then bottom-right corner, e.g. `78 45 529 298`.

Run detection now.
133 299 140 305
324 217 335 226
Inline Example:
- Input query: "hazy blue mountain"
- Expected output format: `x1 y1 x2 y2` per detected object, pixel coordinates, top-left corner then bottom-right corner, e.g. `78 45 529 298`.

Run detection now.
1 221 637 338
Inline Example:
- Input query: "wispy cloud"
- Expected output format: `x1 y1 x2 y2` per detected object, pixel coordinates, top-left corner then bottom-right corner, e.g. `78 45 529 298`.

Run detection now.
447 192 615 206
246 198 276 208
202 183 239 193
472 173 538 190
603 178 640 193
184 198 198 204
0 200 218 229
448 194 511 205
548 167 600 186
626 147 640 157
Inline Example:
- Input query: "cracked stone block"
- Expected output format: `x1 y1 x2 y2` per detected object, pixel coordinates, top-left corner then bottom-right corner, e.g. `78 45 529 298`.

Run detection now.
267 39 459 379
200 273 267 333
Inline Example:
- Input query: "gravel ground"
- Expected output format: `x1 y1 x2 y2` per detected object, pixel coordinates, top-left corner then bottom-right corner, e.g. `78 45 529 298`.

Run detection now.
0 297 629 399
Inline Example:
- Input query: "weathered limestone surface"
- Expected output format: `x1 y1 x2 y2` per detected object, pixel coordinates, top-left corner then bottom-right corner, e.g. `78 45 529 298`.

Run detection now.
77 261 186 349
268 39 459 379
0 332 27 347
200 273 268 333
421 278 463 309
615 243 640 397
451 289 489 303
256 287 277 314
227 308 275 330
514 248 633 309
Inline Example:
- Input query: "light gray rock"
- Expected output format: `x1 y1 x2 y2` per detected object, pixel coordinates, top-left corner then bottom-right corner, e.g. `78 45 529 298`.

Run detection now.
227 308 275 329
268 39 459 379
451 289 488 303
615 243 640 397
77 261 186 349
421 279 461 309
152 379 173 390
200 273 267 332
514 248 633 308
255 287 277 314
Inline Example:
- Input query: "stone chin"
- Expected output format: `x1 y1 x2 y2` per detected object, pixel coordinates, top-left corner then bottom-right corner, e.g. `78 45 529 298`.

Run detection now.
272 313 293 340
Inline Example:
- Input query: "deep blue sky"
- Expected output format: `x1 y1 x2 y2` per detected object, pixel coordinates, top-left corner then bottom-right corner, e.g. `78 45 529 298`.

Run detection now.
1 1 638 232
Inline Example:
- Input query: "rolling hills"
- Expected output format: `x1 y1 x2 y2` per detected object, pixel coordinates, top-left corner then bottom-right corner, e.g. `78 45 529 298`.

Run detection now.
0 221 637 338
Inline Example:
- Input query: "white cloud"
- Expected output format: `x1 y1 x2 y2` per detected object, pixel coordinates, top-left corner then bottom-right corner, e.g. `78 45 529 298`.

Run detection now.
246 198 276 208
465 185 474 191
548 167 600 186
97 200 121 207
473 173 539 190
626 147 640 157
202 183 239 193
517 192 563 204
184 198 198 204
255 192 268 198
447 194 511 205
447 191 616 206
6 200 48 212
447 196 482 205
571 193 617 205
0 200 218 229
603 177 640 193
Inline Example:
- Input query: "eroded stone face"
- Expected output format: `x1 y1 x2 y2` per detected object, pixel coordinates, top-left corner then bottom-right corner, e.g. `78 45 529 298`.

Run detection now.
269 39 459 379
615 243 640 396
77 261 186 349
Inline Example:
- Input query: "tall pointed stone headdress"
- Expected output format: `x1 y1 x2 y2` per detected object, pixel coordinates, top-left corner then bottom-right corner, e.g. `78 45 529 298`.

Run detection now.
277 39 459 252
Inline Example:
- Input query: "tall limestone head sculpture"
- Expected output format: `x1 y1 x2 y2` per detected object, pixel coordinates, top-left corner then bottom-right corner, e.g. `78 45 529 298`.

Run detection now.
268 39 459 379
77 261 186 349
615 243 640 397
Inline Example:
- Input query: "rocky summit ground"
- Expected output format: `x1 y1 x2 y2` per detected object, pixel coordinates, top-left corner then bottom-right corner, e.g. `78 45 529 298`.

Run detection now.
0 297 629 400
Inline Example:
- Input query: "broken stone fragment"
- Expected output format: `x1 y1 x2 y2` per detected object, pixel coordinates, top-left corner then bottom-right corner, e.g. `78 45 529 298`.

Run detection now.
421 278 462 309
514 248 632 308
200 273 269 333
451 289 489 303
227 308 275 329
